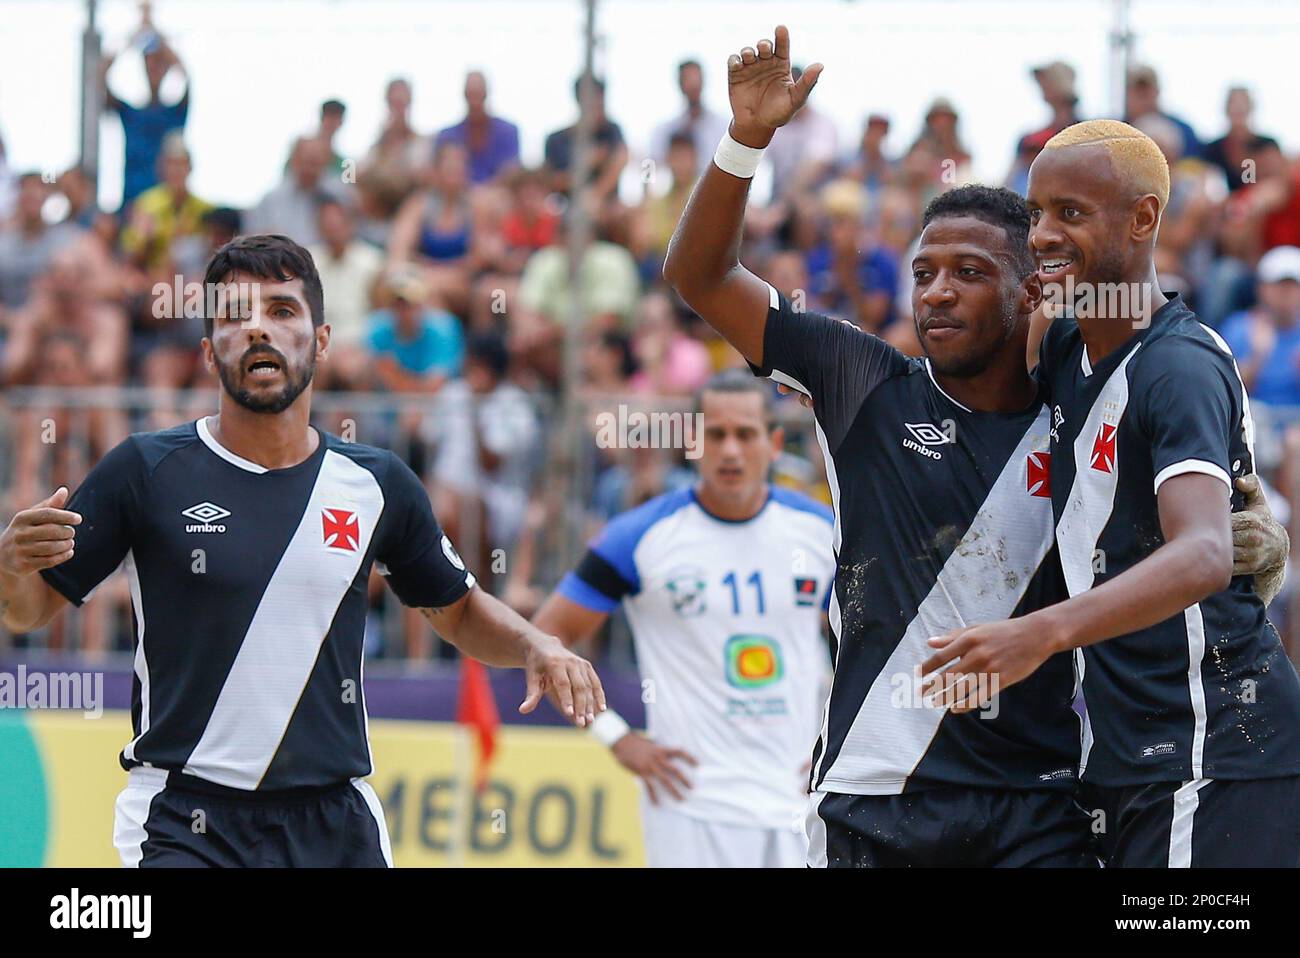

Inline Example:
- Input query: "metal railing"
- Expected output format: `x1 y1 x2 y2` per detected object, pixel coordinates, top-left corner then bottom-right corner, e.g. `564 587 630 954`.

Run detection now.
0 385 831 664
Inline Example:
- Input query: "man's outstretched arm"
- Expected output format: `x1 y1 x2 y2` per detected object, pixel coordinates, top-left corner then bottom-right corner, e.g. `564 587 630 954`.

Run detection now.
920 473 1237 711
421 587 606 728
662 24 822 366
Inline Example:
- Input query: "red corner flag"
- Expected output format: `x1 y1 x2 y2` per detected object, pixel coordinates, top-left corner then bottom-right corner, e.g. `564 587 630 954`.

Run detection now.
456 657 499 792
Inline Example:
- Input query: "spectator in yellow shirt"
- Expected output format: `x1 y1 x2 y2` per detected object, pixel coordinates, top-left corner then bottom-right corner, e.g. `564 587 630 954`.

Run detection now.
120 133 213 273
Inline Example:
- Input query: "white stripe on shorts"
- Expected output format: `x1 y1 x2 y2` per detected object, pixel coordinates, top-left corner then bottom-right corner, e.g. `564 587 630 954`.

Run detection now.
805 792 829 868
113 767 169 868
1168 778 1212 868
351 779 394 867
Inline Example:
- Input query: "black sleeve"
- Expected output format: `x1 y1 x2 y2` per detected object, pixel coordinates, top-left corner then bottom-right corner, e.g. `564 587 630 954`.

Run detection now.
1133 339 1239 495
749 285 911 453
40 438 145 607
374 452 475 608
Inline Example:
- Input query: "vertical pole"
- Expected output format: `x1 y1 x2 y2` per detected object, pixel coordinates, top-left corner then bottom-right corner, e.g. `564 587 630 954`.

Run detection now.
79 0 102 190
1109 0 1134 119
557 0 599 570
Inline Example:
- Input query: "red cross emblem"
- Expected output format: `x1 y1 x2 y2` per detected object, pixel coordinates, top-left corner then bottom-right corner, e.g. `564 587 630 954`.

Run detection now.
1027 451 1051 497
323 508 359 551
1090 423 1117 473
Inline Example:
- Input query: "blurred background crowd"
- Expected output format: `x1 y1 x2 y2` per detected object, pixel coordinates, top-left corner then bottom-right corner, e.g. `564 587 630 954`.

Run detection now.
3 4 1299 664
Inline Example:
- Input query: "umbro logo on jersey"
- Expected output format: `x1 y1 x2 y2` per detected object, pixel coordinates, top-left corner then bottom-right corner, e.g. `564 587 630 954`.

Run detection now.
902 422 951 460
1027 451 1051 498
1141 741 1177 758
1090 422 1118 473
322 509 360 551
182 501 230 533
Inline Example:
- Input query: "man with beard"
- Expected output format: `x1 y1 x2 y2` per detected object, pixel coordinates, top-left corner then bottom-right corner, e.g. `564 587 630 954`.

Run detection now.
0 233 604 867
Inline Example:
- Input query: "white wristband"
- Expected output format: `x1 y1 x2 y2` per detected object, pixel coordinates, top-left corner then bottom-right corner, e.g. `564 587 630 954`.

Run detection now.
713 130 766 179
589 708 631 748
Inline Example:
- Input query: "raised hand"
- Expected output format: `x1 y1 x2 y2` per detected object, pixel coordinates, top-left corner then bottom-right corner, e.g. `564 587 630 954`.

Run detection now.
727 25 823 145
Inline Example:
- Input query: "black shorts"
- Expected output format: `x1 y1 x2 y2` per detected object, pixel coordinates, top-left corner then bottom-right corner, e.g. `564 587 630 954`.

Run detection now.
807 786 1099 868
113 768 392 868
1078 775 1300 868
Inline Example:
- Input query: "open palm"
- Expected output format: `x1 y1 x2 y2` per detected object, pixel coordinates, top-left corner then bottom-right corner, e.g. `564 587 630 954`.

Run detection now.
727 25 823 135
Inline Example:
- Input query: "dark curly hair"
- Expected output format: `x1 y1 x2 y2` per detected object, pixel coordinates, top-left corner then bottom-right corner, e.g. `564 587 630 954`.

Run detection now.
922 185 1034 279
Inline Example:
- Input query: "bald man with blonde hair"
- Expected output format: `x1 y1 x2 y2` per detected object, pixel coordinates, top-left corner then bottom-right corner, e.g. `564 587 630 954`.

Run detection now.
923 118 1300 868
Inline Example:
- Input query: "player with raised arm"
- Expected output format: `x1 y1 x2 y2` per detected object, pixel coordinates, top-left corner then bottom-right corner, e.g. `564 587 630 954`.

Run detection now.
533 371 836 868
0 234 603 868
923 120 1300 867
663 26 1288 867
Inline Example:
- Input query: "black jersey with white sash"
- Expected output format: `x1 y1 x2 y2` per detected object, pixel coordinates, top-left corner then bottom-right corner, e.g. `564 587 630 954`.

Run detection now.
752 286 1080 795
1038 294 1300 786
42 417 474 790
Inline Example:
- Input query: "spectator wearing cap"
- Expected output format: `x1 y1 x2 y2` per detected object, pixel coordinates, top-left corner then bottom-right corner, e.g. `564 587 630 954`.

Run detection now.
120 134 213 272
308 198 384 386
1008 62 1081 195
648 59 729 176
1220 247 1300 406
544 74 627 206
1029 62 1081 137
909 97 972 183
100 13 190 212
435 71 521 185
1125 64 1201 160
246 136 349 247
366 268 465 392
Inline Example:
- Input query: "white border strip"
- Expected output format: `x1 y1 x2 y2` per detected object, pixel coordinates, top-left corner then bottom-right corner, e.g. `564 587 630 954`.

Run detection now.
1153 459 1231 495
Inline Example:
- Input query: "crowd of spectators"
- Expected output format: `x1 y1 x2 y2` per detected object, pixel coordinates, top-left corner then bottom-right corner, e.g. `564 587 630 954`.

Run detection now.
3 11 1299 658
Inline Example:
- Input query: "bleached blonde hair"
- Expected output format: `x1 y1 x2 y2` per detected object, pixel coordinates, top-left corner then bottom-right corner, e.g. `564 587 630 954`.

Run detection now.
1043 119 1170 212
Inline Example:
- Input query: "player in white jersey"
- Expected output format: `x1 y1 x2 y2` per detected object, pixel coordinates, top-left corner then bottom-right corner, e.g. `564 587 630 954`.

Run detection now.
533 371 835 867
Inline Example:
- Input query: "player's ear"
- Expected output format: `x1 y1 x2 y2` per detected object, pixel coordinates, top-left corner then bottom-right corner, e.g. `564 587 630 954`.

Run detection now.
199 336 214 372
316 323 331 362
1021 270 1043 316
1131 194 1161 244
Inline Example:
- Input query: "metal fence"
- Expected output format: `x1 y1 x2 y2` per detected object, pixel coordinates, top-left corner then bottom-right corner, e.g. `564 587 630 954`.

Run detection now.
0 384 832 667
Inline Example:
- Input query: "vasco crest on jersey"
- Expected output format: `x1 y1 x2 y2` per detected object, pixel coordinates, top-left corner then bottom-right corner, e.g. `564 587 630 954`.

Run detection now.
322 508 360 551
